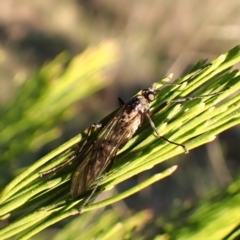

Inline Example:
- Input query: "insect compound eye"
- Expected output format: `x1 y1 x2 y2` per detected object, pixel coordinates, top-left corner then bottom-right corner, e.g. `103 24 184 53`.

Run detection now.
141 89 155 102
147 91 155 101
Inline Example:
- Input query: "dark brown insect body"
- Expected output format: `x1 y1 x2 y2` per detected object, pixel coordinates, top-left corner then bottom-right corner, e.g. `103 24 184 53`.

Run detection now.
70 89 157 197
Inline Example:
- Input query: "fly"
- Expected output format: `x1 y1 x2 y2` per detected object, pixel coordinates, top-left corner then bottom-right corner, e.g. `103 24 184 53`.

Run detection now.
40 64 225 211
70 85 188 199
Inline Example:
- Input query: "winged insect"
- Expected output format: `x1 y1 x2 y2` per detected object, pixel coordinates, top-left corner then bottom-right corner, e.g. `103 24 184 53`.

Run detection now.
40 64 225 211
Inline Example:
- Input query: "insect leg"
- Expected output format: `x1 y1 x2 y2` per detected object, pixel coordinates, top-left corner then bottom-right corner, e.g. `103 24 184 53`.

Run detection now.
154 63 212 91
78 172 107 214
167 89 227 103
183 63 212 83
77 123 103 154
39 155 77 177
39 123 103 177
145 113 188 154
78 156 117 213
152 85 227 117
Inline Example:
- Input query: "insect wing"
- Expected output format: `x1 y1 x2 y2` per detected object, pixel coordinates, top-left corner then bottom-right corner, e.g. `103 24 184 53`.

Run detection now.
70 108 128 197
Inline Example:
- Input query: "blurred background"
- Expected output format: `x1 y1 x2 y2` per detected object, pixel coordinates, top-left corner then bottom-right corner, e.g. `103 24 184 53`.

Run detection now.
0 0 240 239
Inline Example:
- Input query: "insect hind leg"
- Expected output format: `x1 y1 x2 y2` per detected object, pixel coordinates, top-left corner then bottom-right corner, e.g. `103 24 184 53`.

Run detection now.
77 155 116 213
78 173 107 214
39 123 103 177
39 155 77 177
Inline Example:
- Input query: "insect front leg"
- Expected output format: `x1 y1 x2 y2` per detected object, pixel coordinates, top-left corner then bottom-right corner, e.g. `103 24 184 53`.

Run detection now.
39 123 103 177
153 63 212 92
145 113 188 154
151 83 227 117
167 89 227 104
180 63 212 84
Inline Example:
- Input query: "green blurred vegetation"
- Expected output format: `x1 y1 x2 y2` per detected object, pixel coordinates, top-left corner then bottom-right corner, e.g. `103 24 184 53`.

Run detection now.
47 178 239 240
0 46 240 239
161 179 240 240
0 41 119 185
0 1 240 239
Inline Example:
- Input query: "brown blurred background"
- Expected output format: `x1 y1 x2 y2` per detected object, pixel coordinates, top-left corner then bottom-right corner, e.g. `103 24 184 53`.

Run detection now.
0 0 240 229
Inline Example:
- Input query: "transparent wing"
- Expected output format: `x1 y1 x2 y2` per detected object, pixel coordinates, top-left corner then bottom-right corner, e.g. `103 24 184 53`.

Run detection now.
70 108 135 197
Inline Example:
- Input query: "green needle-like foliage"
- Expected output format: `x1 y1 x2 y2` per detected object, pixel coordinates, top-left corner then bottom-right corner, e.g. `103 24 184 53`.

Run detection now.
161 179 240 240
0 41 119 165
0 45 240 240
